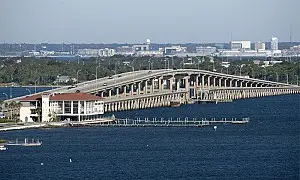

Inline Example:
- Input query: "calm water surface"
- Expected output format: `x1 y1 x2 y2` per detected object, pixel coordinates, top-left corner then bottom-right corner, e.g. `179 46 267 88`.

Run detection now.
0 90 299 179
0 87 53 100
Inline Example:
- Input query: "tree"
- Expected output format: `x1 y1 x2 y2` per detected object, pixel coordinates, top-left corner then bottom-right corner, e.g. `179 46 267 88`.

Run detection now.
14 101 22 123
48 112 59 122
0 100 3 111
36 107 42 123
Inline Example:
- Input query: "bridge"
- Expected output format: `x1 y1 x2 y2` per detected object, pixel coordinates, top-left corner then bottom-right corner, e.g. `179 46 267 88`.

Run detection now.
11 69 300 112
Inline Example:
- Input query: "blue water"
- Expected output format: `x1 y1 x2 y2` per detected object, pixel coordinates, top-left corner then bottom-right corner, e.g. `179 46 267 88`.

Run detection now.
0 93 299 179
0 87 53 100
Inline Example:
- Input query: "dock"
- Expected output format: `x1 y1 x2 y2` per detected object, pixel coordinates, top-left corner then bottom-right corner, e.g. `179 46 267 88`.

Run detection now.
97 117 250 127
6 138 42 146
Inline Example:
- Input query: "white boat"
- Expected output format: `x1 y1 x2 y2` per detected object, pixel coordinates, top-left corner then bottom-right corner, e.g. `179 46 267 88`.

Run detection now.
0 146 7 151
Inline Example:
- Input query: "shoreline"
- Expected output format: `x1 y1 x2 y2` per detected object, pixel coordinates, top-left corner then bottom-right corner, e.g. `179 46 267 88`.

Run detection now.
0 119 115 132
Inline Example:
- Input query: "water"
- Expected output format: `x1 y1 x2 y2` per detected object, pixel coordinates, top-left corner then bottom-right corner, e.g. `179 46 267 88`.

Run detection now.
0 87 53 100
0 92 299 179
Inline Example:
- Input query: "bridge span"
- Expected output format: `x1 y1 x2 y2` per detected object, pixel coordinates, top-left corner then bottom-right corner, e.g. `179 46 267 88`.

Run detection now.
9 69 300 112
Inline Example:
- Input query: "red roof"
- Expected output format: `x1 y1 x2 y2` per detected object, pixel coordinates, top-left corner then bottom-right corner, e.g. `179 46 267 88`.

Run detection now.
50 93 103 101
19 93 104 101
19 94 43 101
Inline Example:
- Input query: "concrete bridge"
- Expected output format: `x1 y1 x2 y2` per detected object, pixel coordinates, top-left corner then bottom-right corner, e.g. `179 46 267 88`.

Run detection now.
11 69 300 112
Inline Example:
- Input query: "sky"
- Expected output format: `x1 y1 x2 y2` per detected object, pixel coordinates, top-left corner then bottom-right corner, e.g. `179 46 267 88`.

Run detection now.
1 0 299 43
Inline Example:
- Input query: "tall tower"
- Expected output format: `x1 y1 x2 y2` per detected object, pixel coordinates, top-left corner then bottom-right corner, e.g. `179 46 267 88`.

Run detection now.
271 37 278 50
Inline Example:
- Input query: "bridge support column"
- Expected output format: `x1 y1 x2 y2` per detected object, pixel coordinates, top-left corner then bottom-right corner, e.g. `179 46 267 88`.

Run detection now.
159 77 163 91
137 82 141 95
213 77 216 87
185 77 190 99
109 90 112 99
130 84 134 95
145 80 148 94
202 75 205 87
116 87 119 97
123 86 127 96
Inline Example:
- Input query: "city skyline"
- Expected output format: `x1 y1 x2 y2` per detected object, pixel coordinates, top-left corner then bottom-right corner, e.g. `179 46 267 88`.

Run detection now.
1 0 299 43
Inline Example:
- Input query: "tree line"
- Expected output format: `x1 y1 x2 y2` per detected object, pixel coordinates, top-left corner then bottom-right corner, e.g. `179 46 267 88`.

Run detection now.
0 56 299 86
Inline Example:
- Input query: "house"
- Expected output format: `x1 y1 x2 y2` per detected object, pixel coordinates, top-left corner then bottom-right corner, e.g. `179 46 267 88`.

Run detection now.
19 92 104 123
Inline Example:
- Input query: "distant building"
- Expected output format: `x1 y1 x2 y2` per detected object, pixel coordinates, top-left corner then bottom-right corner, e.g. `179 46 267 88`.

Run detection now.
135 51 163 57
116 46 134 56
77 48 115 57
230 41 251 50
19 93 104 122
195 46 217 56
271 37 278 50
255 42 266 51
164 46 187 56
99 48 116 57
133 44 150 52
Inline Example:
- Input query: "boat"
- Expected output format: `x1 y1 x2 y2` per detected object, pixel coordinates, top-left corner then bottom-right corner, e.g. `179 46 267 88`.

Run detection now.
170 100 181 107
0 146 7 151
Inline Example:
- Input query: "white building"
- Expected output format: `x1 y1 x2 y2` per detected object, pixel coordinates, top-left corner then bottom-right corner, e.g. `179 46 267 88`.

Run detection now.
271 37 278 50
255 42 266 51
230 41 251 50
164 46 187 56
116 46 134 56
133 44 150 52
19 93 104 122
78 48 115 57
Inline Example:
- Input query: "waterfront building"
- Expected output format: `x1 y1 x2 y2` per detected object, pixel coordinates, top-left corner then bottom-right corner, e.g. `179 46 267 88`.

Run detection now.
19 93 104 122
230 41 251 50
271 37 279 50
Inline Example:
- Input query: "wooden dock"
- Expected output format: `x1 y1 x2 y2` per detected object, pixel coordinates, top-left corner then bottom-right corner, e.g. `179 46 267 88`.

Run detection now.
96 117 249 127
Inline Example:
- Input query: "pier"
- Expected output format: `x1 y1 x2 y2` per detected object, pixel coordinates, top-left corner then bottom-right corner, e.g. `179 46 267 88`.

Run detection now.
6 138 42 146
94 117 250 127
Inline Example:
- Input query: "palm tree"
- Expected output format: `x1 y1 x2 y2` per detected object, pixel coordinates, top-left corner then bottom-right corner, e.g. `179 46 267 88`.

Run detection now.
8 101 16 123
0 100 3 111
14 101 22 123
36 107 42 123
4 102 12 120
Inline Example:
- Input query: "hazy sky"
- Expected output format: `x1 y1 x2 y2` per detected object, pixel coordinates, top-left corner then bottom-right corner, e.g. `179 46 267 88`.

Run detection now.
1 0 299 43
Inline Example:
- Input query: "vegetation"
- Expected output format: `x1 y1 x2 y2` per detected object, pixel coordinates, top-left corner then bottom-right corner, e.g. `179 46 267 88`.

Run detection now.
0 139 8 143
3 101 22 123
0 56 299 86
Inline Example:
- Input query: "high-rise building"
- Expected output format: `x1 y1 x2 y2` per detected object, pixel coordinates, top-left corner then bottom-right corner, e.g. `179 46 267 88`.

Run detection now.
255 42 266 51
271 37 278 50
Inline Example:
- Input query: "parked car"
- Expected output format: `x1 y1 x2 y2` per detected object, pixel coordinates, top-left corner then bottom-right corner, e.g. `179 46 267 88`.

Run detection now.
103 83 107 86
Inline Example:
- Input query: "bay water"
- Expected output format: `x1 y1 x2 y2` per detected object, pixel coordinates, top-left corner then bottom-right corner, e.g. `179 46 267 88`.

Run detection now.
0 87 299 179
